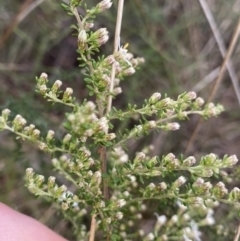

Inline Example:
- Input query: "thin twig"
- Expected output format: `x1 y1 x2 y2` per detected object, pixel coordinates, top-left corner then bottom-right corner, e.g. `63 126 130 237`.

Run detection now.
89 214 97 241
185 17 240 155
72 3 125 239
234 225 240 241
72 7 99 241
198 0 240 106
101 2 125 239
106 0 125 113
102 0 125 199
73 7 84 29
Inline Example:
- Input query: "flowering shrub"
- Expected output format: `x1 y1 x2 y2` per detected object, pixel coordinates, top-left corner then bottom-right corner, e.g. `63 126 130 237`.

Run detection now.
0 1 240 240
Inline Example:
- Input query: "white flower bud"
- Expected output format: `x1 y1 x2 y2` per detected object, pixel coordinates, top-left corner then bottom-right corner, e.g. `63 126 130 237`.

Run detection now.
97 35 109 46
65 87 73 95
58 185 67 193
35 175 45 186
104 55 115 65
85 101 96 112
97 0 113 12
119 154 128 163
26 168 34 179
145 233 154 240
46 130 55 141
33 129 40 138
38 73 48 85
40 73 48 79
63 133 72 144
78 30 87 50
39 85 47 94
2 109 11 119
113 87 122 95
78 30 87 43
124 67 135 76
116 212 123 220
224 155 238 167
158 182 167 191
195 97 204 107
123 191 130 197
117 199 126 208
149 92 161 104
39 142 47 151
183 156 196 166
148 120 156 129
173 176 186 188
187 197 203 204
134 152 145 164
185 91 197 100
61 202 69 210
52 80 62 93
85 23 94 29
148 183 156 190
48 176 56 188
165 122 180 131
139 229 145 236
104 133 116 140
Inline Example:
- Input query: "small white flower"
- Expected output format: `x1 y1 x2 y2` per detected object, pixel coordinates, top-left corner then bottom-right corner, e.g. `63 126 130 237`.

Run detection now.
78 30 87 44
148 183 156 190
119 154 128 163
190 220 201 241
65 87 73 95
127 175 136 182
54 80 62 88
97 0 112 11
139 229 145 236
170 215 178 223
145 233 154 240
40 72 48 79
123 191 130 197
116 212 123 220
117 199 126 208
154 213 167 225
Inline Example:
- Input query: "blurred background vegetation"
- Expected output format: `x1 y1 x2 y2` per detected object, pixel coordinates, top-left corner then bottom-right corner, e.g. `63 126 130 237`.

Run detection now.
1 0 240 240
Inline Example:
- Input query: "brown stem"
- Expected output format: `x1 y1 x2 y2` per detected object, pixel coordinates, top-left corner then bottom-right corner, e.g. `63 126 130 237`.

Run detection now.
89 214 97 241
234 225 240 241
100 146 109 199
